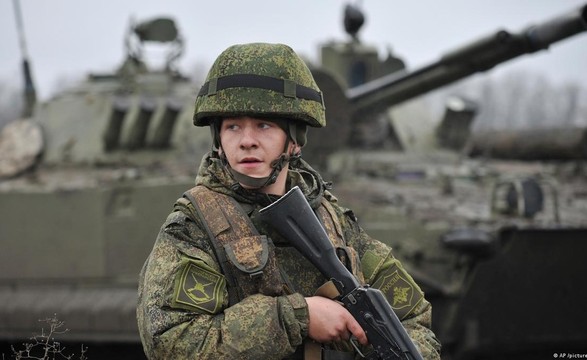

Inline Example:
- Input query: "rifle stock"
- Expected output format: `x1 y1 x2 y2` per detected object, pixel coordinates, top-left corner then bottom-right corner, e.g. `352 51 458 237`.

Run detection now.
259 186 423 360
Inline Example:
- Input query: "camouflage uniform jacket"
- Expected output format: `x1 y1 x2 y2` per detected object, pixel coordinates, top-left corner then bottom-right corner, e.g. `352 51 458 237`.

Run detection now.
137 153 441 359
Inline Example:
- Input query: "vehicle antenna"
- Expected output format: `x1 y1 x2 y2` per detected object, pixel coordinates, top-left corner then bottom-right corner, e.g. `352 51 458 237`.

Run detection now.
12 0 37 117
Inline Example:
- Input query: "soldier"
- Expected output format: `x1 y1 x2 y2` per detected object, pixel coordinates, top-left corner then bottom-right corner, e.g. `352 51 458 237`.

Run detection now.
137 42 441 359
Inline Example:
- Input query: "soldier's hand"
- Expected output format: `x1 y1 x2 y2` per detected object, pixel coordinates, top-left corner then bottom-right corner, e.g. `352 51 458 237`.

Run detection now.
305 296 368 345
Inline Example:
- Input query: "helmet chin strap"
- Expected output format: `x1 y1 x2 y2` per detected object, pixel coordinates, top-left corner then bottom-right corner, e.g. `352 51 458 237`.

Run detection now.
227 153 291 189
215 119 301 190
223 137 299 190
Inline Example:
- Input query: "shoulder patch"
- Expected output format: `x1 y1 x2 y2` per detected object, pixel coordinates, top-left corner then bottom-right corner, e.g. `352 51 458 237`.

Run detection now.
371 263 424 320
172 258 226 314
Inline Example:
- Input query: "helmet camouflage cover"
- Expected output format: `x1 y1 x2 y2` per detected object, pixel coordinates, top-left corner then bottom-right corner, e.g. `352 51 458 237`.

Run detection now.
193 43 325 128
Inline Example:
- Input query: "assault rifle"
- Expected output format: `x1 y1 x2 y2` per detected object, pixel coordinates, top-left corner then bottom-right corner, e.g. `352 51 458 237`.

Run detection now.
258 186 423 360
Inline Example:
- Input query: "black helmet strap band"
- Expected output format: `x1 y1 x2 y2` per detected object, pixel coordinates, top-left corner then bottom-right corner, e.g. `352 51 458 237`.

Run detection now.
198 74 324 107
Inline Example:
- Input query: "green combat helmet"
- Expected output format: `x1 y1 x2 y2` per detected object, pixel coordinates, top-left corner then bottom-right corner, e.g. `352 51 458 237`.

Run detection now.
193 42 326 188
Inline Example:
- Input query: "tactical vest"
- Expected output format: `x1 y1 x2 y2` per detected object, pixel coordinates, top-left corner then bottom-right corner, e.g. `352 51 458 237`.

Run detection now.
183 185 365 306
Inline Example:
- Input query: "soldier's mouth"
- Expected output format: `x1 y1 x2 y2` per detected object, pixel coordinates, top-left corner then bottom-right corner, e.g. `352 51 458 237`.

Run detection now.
239 157 262 164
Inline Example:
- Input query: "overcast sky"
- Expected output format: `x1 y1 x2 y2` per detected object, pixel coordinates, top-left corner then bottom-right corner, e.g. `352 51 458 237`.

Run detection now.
1 0 586 101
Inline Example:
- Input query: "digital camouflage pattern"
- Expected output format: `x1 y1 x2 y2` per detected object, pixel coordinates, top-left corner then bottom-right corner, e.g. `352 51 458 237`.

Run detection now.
137 153 441 359
193 43 326 128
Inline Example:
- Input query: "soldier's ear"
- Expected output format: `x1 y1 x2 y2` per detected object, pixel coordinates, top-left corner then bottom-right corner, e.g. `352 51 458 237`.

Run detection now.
289 142 301 156
294 143 301 154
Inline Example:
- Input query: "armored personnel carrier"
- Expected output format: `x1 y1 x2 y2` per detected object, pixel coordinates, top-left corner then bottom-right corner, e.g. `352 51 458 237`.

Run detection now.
1 3 586 359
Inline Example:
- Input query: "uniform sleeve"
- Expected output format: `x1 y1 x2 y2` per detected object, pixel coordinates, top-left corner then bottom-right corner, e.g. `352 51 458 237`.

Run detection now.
137 208 308 359
340 209 442 359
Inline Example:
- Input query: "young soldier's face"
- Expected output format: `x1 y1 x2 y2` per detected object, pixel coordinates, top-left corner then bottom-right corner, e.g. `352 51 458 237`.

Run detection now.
219 116 293 185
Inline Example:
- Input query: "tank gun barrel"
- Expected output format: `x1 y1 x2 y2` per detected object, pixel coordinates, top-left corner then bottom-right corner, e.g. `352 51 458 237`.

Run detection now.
347 4 587 115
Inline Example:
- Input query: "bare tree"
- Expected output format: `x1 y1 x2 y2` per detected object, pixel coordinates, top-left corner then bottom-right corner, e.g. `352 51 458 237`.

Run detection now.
559 83 582 126
429 70 587 131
